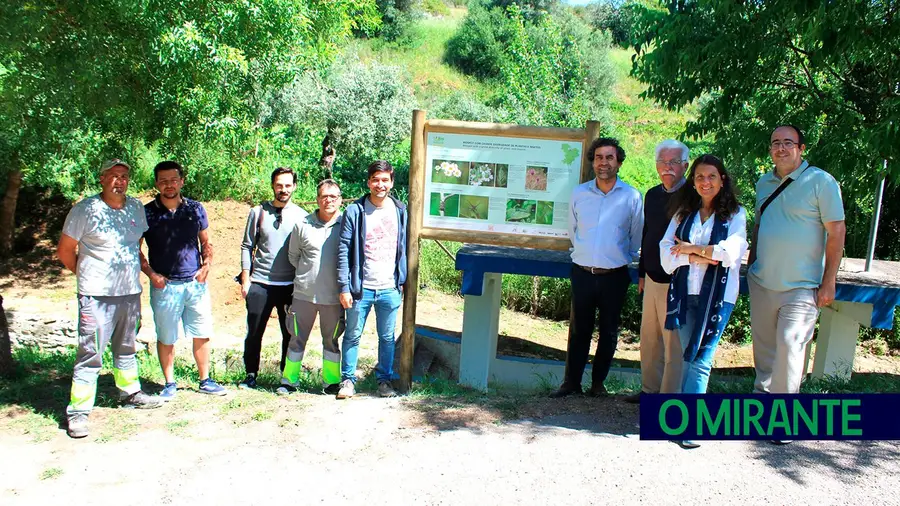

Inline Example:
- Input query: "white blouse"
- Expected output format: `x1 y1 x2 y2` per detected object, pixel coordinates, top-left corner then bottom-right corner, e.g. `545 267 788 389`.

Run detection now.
659 206 748 304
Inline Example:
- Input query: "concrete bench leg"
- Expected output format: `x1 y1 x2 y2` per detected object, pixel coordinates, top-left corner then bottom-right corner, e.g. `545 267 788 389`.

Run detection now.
459 273 502 391
812 301 872 381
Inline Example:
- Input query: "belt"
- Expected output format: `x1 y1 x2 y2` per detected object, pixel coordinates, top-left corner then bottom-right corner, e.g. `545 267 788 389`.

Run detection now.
576 264 625 275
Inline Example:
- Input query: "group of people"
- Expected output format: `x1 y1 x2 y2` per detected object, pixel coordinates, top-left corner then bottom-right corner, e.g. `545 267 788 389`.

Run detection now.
556 126 845 448
55 124 844 445
57 159 407 438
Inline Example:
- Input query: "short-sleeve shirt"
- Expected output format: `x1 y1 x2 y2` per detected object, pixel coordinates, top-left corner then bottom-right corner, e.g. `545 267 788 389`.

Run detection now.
749 161 845 292
62 195 148 296
144 196 209 280
362 198 399 290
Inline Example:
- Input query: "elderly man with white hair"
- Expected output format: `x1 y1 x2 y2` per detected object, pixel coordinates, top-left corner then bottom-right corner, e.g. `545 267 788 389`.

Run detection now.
626 139 689 403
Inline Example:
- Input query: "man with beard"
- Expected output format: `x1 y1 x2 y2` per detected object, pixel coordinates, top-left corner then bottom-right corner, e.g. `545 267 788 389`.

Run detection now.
238 167 308 389
140 161 227 400
57 159 163 438
551 137 643 398
336 161 408 399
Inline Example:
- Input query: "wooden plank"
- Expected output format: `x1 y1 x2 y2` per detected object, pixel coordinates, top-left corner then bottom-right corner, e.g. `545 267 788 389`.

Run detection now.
400 109 427 392
420 226 571 251
582 120 600 183
425 119 585 142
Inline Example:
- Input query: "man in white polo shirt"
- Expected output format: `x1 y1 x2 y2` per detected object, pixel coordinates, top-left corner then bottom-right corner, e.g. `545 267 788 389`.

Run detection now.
551 137 643 398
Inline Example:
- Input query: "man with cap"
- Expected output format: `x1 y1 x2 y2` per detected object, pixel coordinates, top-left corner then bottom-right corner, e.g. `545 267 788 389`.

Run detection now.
57 158 163 439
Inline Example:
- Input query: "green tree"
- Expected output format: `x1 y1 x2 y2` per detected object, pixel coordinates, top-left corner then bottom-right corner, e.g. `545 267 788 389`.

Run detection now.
0 0 375 254
632 1 900 255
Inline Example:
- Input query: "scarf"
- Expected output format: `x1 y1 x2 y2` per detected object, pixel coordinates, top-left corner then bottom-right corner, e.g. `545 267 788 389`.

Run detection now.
665 210 730 363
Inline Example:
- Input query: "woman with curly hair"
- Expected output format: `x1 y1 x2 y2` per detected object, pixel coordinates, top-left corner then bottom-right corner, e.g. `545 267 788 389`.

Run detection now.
660 154 748 449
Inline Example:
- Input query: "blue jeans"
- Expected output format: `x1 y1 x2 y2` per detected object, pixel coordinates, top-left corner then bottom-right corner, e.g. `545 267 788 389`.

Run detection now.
678 296 735 394
341 288 402 384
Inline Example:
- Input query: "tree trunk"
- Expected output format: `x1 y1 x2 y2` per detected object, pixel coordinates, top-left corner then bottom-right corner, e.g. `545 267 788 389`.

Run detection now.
0 168 23 257
0 295 13 377
319 134 336 180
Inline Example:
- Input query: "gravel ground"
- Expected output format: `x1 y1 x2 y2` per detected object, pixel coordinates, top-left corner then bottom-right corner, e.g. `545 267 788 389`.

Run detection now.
2 393 898 506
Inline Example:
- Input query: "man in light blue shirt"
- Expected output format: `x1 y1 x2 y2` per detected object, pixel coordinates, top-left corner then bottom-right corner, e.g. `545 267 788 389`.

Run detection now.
551 137 643 398
750 125 845 405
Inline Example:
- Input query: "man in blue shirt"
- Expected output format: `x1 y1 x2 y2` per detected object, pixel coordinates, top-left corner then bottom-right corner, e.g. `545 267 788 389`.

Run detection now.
552 137 643 398
141 161 226 400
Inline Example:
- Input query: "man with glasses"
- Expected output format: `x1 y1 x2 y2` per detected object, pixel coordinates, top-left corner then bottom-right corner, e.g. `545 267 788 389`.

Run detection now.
750 126 845 414
141 161 227 400
551 137 643 398
238 167 308 389
57 159 163 438
626 140 689 403
277 179 345 395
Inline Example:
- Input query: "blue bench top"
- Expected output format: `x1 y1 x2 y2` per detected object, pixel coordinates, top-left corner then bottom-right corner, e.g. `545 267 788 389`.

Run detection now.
455 244 900 329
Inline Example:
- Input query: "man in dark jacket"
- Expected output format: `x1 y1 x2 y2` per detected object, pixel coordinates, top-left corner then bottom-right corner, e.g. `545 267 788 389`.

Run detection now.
336 160 408 399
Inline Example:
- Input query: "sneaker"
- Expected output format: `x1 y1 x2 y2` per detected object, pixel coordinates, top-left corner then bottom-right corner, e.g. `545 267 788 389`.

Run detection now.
66 413 89 439
335 379 355 399
323 383 340 395
198 378 227 396
771 439 793 445
276 385 297 396
239 373 257 390
159 382 177 402
377 382 398 398
120 390 163 409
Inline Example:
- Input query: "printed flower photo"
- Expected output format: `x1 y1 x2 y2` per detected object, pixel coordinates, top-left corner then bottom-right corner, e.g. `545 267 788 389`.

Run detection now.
525 166 548 191
494 164 509 188
429 192 460 218
432 160 470 185
459 195 490 220
468 162 496 187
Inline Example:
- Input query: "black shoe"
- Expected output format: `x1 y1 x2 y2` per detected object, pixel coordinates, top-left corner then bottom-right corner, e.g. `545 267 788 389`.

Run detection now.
549 384 583 398
623 392 642 404
675 440 701 449
323 383 340 395
587 383 608 397
771 439 793 445
239 373 257 390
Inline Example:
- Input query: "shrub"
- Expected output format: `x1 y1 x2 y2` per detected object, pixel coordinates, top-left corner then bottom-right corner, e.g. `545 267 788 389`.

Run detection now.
444 4 513 80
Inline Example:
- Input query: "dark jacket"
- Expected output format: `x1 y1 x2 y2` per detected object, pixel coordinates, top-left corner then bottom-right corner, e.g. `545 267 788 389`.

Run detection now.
337 195 408 299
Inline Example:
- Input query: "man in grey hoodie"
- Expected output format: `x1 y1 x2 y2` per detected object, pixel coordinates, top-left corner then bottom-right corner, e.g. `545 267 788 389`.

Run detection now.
238 167 308 389
277 179 344 395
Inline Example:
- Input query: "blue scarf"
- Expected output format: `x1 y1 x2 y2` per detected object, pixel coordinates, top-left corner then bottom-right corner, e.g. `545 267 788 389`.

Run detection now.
665 210 730 363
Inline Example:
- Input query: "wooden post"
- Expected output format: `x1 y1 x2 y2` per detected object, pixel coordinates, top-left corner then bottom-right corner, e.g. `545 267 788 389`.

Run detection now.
399 109 427 392
582 120 600 184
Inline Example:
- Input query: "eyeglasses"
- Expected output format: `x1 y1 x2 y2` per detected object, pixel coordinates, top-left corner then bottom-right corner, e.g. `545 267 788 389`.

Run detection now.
656 160 685 167
318 194 341 201
770 140 798 150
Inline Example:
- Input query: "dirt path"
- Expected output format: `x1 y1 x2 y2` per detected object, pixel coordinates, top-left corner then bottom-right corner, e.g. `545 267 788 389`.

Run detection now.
2 390 898 506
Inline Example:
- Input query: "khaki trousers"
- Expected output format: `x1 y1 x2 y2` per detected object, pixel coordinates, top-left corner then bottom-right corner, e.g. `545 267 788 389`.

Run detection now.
749 277 819 393
639 278 683 393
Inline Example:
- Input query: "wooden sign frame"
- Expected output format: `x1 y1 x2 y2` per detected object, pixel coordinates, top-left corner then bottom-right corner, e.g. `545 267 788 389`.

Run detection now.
397 110 599 391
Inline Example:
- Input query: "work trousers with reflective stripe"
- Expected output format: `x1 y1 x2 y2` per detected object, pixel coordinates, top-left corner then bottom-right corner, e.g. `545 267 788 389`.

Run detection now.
282 299 344 387
68 294 142 416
